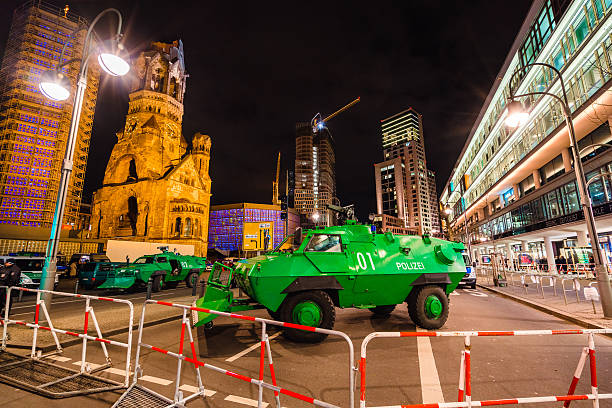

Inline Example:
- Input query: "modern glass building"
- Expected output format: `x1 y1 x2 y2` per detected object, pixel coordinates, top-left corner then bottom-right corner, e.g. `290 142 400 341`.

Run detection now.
0 1 99 228
208 203 299 253
440 0 612 270
375 108 441 235
294 122 338 226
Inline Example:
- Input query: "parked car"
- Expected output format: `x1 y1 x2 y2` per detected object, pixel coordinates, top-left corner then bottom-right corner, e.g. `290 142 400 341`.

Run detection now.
78 261 123 290
0 255 59 290
459 253 476 289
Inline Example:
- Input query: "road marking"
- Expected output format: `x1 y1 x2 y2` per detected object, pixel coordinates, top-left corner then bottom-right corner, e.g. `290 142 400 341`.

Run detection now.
104 367 132 376
179 384 216 396
463 289 488 297
416 327 444 404
46 355 71 362
224 395 268 407
450 292 460 296
72 361 103 369
226 332 281 362
140 375 173 385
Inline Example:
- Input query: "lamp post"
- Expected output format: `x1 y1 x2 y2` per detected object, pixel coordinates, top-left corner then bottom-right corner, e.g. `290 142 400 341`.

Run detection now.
506 62 612 318
39 9 129 308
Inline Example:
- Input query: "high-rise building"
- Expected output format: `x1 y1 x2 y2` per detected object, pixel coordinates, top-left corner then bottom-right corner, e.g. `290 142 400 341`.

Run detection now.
294 122 338 226
440 0 612 271
90 40 212 256
374 108 441 235
0 1 99 228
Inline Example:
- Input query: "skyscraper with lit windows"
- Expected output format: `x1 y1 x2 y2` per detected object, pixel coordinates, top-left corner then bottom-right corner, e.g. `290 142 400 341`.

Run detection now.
0 1 99 228
374 108 441 235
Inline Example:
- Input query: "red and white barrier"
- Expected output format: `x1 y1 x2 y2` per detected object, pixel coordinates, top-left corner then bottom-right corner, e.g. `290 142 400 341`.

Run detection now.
124 299 355 408
359 328 612 408
0 286 134 387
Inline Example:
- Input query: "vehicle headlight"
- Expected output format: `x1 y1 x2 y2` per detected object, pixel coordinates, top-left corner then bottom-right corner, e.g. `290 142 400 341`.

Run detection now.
21 275 33 284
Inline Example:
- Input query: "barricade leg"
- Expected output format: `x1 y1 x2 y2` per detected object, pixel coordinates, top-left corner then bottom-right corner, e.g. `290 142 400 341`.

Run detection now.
185 312 207 399
80 298 90 373
575 279 581 304
258 321 266 408
457 350 465 402
31 291 41 358
39 298 62 353
1 287 9 350
264 332 281 408
173 309 187 402
588 333 599 408
88 307 110 364
563 347 588 408
464 336 472 408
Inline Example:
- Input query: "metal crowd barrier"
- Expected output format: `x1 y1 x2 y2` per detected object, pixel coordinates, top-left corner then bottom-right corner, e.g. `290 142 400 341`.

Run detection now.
359 328 611 408
113 300 355 408
0 286 133 398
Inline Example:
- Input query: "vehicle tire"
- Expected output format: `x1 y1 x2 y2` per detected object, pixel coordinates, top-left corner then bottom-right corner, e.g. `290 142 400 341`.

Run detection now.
407 285 449 330
165 281 179 289
83 283 94 291
152 275 162 293
185 272 198 288
280 290 335 343
470 282 477 289
369 305 396 315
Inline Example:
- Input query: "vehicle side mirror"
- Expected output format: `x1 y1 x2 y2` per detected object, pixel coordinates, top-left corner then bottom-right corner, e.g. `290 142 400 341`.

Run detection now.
294 227 303 246
341 243 348 251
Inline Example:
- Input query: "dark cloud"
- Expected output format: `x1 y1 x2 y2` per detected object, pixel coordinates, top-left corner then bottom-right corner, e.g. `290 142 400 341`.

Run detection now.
0 0 532 221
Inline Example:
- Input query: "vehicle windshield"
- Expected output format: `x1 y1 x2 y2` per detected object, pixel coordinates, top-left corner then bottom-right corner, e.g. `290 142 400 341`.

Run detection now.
14 259 44 271
305 234 342 252
133 257 154 264
271 234 301 253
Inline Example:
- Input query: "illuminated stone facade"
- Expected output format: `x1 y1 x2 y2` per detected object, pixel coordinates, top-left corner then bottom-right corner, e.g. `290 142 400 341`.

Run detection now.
90 40 211 256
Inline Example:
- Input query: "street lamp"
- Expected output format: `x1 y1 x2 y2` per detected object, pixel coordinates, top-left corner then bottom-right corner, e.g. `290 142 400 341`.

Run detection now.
39 8 129 308
506 62 612 318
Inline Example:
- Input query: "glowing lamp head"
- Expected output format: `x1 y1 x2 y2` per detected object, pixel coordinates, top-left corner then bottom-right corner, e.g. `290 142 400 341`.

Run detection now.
317 121 325 130
312 212 320 221
97 41 130 76
444 206 452 215
505 99 529 128
39 70 71 101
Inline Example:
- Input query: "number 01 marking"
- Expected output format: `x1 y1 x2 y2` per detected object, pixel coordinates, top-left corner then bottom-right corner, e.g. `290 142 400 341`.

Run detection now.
356 252 376 271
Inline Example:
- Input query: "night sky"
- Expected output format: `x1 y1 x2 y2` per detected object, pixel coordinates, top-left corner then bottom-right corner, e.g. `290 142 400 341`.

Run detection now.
0 0 532 221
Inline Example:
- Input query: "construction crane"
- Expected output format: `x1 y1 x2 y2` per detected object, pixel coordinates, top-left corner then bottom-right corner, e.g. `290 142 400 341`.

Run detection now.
272 152 281 205
311 97 360 133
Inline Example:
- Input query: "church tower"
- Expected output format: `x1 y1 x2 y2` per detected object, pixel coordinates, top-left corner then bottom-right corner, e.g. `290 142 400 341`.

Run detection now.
103 40 188 184
91 40 212 257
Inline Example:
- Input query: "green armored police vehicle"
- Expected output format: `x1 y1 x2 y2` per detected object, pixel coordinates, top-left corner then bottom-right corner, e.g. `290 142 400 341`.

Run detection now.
194 221 466 342
99 247 206 291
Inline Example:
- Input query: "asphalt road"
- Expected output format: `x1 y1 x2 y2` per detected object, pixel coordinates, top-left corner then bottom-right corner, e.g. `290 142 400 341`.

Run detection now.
0 287 610 407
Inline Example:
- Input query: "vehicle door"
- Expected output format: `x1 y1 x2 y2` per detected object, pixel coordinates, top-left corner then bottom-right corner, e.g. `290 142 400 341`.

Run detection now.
155 256 173 276
303 233 350 273
165 256 181 276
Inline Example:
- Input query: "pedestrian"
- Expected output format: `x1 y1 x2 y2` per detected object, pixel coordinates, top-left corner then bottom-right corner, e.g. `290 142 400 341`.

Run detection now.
559 255 567 273
0 259 21 317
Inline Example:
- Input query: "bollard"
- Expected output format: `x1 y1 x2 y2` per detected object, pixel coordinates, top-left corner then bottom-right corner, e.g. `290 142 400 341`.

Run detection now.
191 274 197 297
74 280 79 294
199 279 206 297
146 278 152 300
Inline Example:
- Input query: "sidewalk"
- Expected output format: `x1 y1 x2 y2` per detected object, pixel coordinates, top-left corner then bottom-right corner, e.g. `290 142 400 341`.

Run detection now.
478 277 611 330
2 291 198 352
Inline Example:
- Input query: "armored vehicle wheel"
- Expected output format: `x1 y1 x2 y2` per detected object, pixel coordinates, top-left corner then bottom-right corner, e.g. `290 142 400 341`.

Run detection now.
369 305 396 315
186 272 198 288
280 290 335 343
165 281 179 289
152 275 162 292
407 285 449 330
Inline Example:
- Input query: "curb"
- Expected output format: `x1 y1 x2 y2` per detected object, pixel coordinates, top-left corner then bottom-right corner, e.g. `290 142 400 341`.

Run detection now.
6 314 180 353
478 284 612 337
